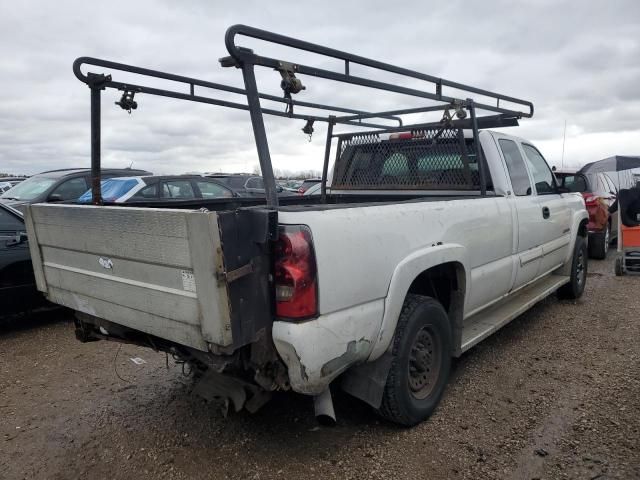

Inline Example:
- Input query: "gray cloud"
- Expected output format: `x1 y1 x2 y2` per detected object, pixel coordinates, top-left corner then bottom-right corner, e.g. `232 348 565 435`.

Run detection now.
1 0 639 176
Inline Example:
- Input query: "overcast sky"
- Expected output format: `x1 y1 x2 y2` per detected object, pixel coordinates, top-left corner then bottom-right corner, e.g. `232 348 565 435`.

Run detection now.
1 0 639 176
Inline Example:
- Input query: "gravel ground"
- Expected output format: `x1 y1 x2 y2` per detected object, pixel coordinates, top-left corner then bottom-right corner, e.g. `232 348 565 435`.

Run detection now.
1 253 639 480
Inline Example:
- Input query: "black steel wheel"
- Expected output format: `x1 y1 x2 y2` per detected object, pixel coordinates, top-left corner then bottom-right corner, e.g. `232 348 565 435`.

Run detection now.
378 295 451 426
558 236 588 300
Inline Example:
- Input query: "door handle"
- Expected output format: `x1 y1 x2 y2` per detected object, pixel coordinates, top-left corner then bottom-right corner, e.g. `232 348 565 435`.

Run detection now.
542 206 550 219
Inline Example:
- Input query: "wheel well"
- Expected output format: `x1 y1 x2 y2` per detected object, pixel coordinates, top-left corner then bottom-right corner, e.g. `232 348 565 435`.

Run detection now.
407 262 466 352
407 263 462 312
578 219 588 238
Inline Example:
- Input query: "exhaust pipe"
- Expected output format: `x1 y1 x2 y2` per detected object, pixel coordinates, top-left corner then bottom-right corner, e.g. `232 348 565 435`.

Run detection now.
313 388 336 425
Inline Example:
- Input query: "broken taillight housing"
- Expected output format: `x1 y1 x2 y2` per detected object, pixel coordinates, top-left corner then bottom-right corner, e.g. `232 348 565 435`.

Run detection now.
274 225 318 320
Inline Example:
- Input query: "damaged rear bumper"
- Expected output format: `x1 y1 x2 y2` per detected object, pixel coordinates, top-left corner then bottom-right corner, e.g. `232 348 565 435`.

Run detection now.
271 299 384 395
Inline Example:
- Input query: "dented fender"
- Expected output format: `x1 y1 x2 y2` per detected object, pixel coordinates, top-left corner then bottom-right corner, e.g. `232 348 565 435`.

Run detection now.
272 299 384 395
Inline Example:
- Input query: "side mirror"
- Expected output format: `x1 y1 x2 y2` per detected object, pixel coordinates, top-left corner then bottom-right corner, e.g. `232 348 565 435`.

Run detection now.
48 193 63 202
276 186 283 193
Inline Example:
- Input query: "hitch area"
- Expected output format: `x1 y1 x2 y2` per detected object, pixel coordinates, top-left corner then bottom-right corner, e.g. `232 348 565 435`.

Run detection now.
74 313 291 416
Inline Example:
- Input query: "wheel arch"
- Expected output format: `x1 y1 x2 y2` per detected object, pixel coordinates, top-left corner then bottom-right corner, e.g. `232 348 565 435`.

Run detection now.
368 244 469 361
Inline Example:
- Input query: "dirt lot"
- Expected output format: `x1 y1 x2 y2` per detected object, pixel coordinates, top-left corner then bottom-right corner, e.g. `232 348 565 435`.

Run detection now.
1 254 639 480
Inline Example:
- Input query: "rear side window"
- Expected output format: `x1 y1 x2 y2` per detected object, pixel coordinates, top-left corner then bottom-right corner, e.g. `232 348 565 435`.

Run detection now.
499 139 531 196
245 177 264 189
558 175 587 193
196 181 233 198
162 180 195 199
521 144 556 195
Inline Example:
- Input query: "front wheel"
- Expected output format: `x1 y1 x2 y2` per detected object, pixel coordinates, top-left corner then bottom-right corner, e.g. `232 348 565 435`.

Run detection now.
558 236 588 300
378 295 451 426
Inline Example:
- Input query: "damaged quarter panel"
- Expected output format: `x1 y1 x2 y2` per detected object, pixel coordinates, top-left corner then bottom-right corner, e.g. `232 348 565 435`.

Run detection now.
272 299 384 395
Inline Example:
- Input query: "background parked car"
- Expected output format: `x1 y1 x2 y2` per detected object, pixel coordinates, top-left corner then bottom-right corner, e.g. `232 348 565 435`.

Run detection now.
0 203 49 316
77 175 236 203
205 174 295 197
0 177 27 194
555 170 618 259
296 178 322 194
0 168 151 213
281 179 303 192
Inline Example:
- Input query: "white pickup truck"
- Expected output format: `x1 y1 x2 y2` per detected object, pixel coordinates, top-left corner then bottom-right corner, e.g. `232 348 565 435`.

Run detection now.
25 27 588 426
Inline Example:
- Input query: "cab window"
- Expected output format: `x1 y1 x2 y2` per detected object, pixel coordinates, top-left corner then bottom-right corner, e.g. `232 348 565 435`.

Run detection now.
499 139 531 196
521 144 556 195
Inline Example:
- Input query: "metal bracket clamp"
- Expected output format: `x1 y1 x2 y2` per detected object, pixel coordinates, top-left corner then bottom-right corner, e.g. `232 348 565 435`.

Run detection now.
217 260 254 285
276 61 305 115
86 72 111 90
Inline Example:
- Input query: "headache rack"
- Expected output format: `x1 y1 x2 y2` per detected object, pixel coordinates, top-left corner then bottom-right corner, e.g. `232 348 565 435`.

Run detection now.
75 24 534 207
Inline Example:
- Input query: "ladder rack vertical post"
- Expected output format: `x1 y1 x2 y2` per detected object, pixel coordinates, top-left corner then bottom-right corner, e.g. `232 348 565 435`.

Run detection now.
321 118 335 203
87 73 105 205
240 63 278 208
468 99 487 196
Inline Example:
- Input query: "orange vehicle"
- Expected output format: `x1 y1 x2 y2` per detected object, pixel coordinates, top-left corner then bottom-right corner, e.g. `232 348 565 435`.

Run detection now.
614 183 640 275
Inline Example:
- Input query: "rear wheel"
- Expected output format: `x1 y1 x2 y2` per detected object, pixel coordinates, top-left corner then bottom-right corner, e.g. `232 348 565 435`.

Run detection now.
558 236 588 299
615 256 624 276
378 295 451 426
588 223 610 260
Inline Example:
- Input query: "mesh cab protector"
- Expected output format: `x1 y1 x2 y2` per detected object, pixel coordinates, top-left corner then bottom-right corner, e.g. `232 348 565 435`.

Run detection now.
332 128 491 191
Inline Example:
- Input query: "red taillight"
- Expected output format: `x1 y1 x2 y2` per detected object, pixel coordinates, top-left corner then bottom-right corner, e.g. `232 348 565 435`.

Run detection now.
581 192 599 206
274 225 318 320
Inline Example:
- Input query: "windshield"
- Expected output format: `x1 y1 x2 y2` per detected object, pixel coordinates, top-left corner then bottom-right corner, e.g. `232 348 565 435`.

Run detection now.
0 176 57 200
78 178 140 202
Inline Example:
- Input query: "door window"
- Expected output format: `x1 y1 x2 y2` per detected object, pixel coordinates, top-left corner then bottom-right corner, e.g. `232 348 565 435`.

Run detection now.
50 177 89 201
499 139 532 196
0 208 24 232
196 181 234 198
521 144 556 195
132 183 158 199
162 180 195 199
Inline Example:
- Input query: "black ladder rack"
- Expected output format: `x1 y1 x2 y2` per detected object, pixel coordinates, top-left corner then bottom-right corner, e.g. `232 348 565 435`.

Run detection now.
76 24 534 207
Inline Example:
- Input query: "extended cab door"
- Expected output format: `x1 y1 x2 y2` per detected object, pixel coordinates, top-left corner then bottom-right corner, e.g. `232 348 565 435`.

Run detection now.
495 136 545 290
520 143 572 274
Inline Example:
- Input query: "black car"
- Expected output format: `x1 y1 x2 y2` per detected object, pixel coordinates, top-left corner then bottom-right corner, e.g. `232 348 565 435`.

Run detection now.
0 168 151 213
0 204 48 315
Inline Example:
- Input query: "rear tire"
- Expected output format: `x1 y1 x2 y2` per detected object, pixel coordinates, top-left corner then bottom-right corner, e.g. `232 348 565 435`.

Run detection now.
588 223 609 260
378 295 451 426
615 256 624 276
558 236 588 300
